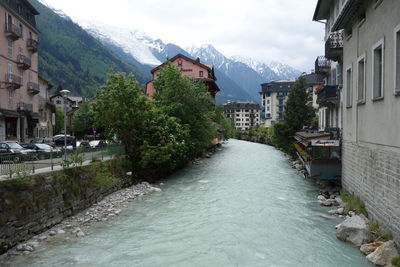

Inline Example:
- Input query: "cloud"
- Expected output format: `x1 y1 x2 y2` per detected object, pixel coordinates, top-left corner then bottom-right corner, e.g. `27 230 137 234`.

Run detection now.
43 0 325 71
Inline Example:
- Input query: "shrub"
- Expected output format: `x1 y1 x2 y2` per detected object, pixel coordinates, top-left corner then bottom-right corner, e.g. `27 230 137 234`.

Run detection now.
392 257 400 267
368 221 393 241
341 190 368 217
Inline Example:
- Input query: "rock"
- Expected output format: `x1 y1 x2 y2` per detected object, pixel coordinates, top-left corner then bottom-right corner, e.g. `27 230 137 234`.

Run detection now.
76 231 85 237
337 208 344 215
38 235 48 241
65 224 72 229
26 241 40 249
336 215 372 247
360 242 384 255
16 244 34 252
57 229 66 235
366 240 399 266
317 195 326 201
126 172 132 176
321 200 333 207
348 211 356 217
72 227 82 234
49 230 57 236
330 195 336 199
328 209 337 215
150 187 162 193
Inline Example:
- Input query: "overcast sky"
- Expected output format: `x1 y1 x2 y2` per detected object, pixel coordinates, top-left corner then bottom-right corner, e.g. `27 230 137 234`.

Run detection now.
42 0 325 72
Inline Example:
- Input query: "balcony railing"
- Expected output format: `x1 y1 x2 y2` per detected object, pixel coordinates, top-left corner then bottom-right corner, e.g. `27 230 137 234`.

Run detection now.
5 23 21 40
315 56 331 75
325 32 343 61
317 85 339 105
27 39 39 53
4 73 22 89
17 102 33 112
28 82 40 95
17 55 31 70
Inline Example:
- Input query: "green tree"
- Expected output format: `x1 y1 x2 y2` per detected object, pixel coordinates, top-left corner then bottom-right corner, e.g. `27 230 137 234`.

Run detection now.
54 107 64 135
92 72 191 173
215 106 236 140
71 102 94 138
283 76 315 133
153 62 216 157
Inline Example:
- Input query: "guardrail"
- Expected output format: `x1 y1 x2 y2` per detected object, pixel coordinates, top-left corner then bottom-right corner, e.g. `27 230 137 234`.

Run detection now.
0 144 125 178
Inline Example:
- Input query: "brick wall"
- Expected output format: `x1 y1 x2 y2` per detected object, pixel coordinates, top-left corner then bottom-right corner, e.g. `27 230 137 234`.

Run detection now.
342 141 400 242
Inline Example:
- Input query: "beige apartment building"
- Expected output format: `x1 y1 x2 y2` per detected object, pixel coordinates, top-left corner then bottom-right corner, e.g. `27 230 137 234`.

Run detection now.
260 80 295 127
38 76 55 138
223 101 260 130
314 0 400 241
0 0 40 142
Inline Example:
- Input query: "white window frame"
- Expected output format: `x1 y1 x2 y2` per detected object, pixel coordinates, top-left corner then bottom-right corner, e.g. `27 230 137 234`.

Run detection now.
394 24 400 95
371 38 385 100
346 64 353 108
357 53 366 103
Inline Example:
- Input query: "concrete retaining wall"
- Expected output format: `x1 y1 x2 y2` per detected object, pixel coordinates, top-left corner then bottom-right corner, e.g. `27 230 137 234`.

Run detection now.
342 141 400 242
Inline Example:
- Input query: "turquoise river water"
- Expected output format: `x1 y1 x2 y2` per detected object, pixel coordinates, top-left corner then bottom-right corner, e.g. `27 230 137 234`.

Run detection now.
3 139 370 266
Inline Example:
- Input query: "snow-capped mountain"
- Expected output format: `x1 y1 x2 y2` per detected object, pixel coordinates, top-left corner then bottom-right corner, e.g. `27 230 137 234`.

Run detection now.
38 0 71 20
73 20 301 103
77 20 162 66
231 56 301 81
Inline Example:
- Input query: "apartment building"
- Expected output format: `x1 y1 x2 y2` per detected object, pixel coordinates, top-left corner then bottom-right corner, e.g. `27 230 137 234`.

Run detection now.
0 0 40 142
223 101 260 130
314 0 400 241
145 54 220 99
260 80 295 127
37 76 55 138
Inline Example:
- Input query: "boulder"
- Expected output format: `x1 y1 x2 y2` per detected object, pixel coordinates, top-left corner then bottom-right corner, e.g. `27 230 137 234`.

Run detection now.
317 195 326 201
336 215 372 247
360 242 384 255
336 208 344 215
366 240 399 266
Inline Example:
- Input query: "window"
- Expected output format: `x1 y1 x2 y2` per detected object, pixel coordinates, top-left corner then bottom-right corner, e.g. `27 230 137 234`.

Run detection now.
8 88 14 109
372 38 384 100
357 54 366 102
8 63 13 74
8 39 13 57
19 69 23 84
19 24 23 40
199 71 203 77
56 100 61 104
395 24 400 94
266 99 270 104
346 66 353 107
29 71 33 82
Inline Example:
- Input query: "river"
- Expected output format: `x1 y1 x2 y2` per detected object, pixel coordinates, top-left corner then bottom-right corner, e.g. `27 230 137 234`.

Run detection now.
4 139 370 266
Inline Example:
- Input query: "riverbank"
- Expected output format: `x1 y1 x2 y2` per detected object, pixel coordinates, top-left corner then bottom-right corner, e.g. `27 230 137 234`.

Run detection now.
0 180 162 260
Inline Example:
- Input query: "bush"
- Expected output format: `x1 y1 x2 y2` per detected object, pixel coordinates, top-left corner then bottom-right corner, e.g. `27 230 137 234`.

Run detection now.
368 221 393 241
341 190 368 217
392 257 400 267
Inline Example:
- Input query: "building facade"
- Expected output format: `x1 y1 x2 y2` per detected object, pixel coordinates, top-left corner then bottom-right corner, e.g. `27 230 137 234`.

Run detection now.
0 0 40 142
223 101 260 130
37 76 55 138
260 80 295 127
314 0 400 241
145 54 220 99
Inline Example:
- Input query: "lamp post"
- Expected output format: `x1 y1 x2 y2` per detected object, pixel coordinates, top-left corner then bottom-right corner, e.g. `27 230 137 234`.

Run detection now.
60 89 70 160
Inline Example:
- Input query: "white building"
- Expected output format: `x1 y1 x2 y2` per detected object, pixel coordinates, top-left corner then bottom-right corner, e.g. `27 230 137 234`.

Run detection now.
223 101 260 130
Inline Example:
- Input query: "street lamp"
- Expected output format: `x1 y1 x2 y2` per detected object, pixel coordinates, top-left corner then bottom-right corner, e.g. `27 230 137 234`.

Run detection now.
60 89 70 160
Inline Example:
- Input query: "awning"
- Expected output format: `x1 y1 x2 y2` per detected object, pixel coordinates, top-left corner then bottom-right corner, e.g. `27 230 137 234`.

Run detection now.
0 109 20 118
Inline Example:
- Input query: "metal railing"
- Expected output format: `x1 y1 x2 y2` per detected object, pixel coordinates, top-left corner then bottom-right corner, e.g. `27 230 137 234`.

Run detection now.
0 144 125 178
5 23 21 40
325 31 343 61
4 73 22 89
27 38 39 52
17 54 31 69
28 82 40 94
315 56 331 75
17 102 33 112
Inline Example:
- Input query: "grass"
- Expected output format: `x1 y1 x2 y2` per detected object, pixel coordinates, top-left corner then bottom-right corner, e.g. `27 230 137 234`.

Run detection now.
368 221 393 242
392 257 400 267
341 190 368 217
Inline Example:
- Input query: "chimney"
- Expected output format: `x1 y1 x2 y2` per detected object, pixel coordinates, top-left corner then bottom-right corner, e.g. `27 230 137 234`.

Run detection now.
196 57 200 63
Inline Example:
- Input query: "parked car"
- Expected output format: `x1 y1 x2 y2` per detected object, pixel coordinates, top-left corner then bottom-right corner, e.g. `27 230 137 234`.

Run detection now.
30 138 55 147
53 135 77 149
22 143 62 160
77 140 91 149
89 140 107 148
0 141 37 162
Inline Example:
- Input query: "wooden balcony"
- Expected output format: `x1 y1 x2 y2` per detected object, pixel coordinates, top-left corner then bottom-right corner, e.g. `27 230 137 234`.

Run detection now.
28 82 40 95
17 55 31 70
315 56 331 75
5 23 21 41
27 39 39 53
325 32 343 61
4 73 22 89
17 102 33 112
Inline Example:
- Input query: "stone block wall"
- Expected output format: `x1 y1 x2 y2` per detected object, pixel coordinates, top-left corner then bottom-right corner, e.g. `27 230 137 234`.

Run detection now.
342 141 400 242
0 162 133 255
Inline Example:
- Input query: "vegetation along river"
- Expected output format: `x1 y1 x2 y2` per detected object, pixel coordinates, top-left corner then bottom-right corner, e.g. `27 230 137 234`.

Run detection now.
5 140 370 266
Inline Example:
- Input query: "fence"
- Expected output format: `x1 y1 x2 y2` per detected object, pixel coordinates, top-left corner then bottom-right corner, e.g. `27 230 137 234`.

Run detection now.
0 144 125 178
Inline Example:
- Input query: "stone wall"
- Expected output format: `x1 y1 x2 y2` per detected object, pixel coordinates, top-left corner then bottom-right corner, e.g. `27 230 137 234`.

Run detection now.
342 141 400 242
0 161 133 255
